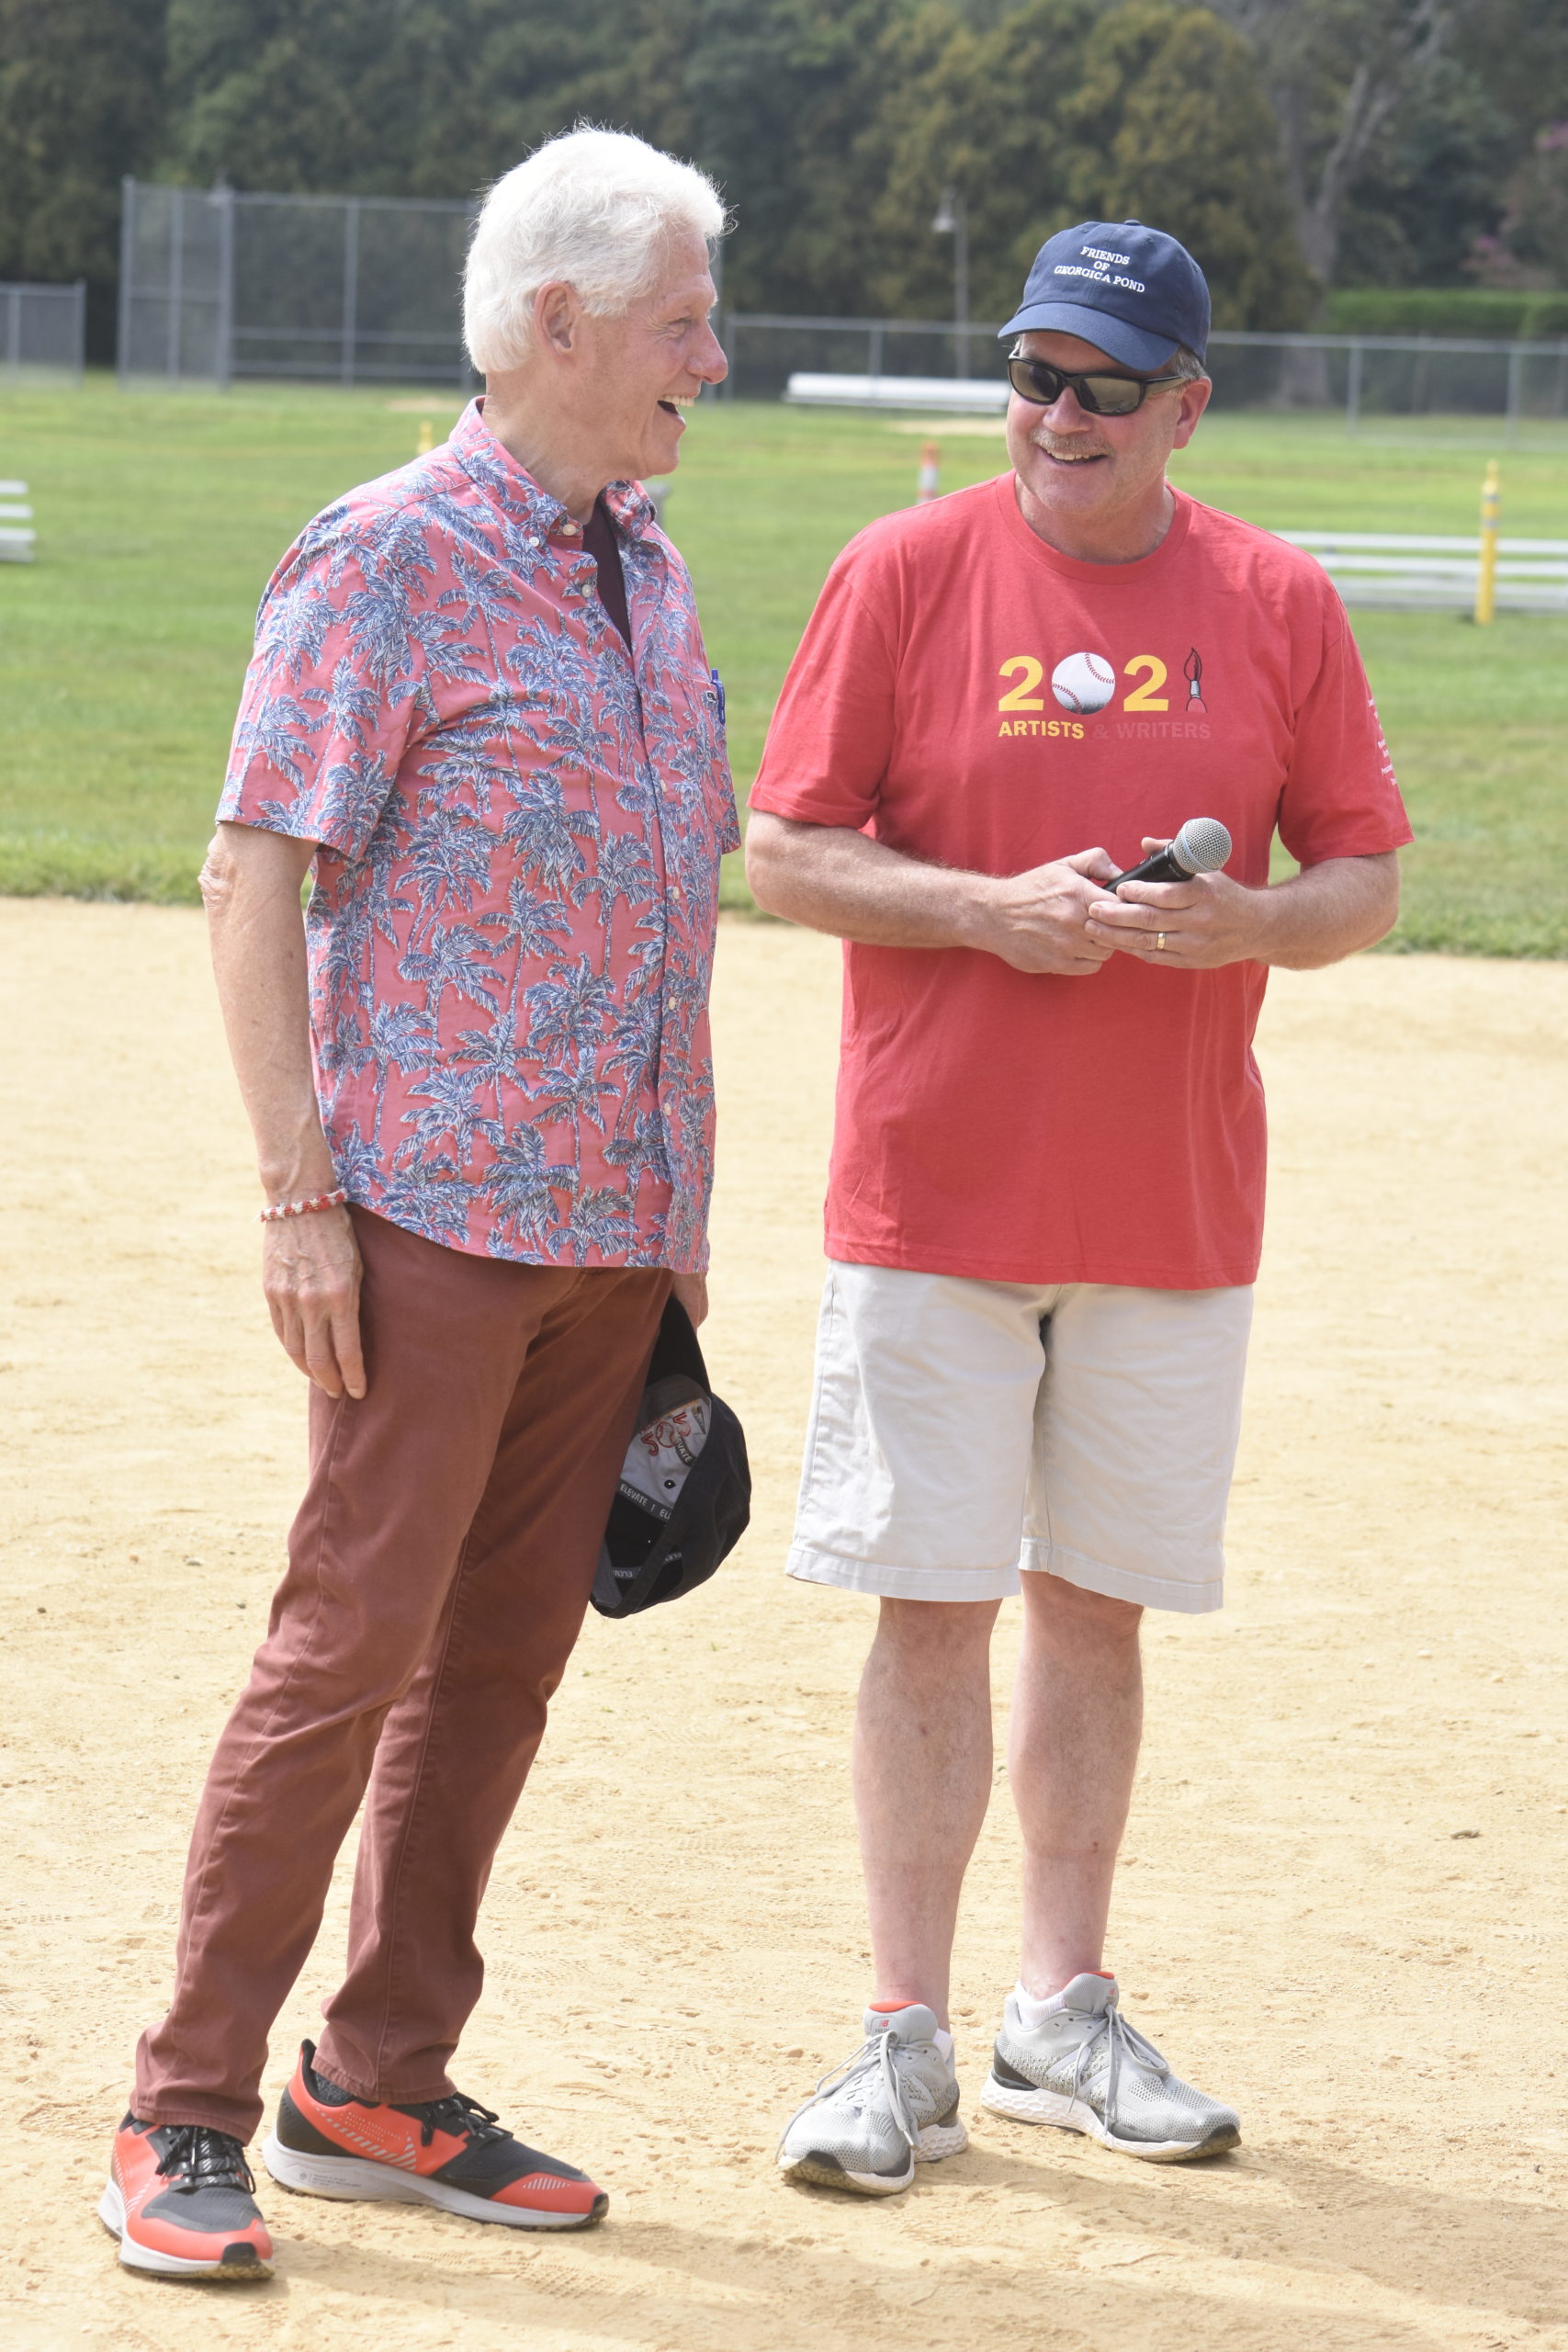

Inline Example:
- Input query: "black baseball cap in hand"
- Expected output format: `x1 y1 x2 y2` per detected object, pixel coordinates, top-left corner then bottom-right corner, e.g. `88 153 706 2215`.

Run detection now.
999 220 1210 370
591 1295 750 1621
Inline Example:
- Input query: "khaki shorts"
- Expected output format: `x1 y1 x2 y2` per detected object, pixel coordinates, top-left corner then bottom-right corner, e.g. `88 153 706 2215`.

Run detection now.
787 1262 1254 1614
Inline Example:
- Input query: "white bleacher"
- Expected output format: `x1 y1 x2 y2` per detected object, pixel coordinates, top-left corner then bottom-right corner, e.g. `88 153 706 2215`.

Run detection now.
1276 531 1568 615
0 478 35 562
785 372 1008 414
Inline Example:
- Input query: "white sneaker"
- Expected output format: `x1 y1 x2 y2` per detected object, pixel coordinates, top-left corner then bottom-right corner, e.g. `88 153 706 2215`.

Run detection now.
982 1974 1240 2162
777 2005 968 2195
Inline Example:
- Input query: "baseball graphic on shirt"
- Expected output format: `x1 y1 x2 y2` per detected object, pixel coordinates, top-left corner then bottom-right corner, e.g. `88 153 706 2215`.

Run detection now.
1051 651 1117 715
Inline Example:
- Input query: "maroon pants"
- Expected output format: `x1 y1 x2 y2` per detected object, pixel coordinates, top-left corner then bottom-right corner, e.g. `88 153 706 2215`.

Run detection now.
135 1209 670 2141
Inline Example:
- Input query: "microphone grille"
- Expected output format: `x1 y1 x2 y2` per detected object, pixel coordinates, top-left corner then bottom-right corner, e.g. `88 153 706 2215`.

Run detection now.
1173 817 1232 875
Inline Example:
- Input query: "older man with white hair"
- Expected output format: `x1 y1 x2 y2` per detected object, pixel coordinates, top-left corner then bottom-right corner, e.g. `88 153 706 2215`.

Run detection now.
100 128 733 2281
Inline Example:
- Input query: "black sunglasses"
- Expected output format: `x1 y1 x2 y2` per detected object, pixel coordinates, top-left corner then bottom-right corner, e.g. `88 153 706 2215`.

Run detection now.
1005 349 1185 417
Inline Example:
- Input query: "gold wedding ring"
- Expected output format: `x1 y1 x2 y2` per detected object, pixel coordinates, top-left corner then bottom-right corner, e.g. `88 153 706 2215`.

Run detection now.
1155 932 1168 954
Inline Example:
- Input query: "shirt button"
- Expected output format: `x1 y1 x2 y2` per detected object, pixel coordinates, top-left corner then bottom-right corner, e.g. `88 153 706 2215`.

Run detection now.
560 520 581 537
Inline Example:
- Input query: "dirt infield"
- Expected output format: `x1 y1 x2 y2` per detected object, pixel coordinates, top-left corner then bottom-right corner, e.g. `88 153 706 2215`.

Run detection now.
2 899 1567 2351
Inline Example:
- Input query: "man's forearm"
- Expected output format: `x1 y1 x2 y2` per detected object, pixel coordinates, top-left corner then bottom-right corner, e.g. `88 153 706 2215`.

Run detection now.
1248 853 1400 970
200 822 333 1198
746 813 993 950
747 809 1125 978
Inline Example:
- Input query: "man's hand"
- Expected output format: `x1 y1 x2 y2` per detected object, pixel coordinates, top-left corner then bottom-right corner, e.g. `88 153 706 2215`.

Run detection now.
1086 839 1271 970
671 1270 708 1328
1084 839 1401 972
262 1206 367 1399
969 847 1121 975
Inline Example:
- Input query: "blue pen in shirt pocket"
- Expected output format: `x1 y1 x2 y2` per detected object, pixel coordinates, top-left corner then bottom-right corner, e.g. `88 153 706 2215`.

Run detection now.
708 668 726 729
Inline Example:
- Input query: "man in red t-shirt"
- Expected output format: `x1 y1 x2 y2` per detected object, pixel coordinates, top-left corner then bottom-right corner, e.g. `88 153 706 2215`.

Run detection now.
752 220 1411 2196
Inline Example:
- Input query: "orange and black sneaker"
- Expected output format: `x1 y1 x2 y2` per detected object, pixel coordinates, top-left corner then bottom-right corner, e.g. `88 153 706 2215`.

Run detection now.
262 2041 608 2231
99 2115 273 2278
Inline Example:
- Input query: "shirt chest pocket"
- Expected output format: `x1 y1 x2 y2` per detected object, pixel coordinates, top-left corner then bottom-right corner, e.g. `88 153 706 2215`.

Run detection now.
648 671 733 835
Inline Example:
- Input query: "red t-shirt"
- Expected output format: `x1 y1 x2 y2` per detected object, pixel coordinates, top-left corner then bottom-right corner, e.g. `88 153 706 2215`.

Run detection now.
750 477 1412 1288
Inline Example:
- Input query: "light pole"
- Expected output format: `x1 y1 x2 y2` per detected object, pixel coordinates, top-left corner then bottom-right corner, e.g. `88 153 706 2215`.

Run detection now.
932 188 969 378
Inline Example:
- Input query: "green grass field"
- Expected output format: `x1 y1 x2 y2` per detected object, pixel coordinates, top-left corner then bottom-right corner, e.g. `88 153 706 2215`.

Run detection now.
2 377 1564 951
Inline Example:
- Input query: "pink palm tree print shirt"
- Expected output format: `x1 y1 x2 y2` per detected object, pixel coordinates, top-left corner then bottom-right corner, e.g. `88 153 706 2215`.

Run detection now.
219 400 739 1272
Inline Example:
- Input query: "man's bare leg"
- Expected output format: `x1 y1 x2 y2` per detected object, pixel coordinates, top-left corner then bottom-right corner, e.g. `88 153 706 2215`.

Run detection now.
1009 1575 1144 1995
853 1597 1001 2029
988 1577 1240 2161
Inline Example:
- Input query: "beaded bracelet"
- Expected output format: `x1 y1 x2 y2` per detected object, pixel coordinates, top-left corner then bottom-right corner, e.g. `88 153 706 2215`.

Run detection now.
258 1188 349 1224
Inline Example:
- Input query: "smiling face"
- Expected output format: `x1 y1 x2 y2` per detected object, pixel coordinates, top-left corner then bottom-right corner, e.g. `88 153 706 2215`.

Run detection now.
1005 329 1211 563
483 229 728 516
567 231 728 485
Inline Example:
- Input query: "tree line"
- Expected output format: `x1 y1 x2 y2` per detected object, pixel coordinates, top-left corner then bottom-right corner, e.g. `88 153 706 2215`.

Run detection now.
1 0 1564 356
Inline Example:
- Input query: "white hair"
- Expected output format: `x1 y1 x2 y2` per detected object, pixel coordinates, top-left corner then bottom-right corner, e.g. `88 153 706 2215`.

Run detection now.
464 126 727 373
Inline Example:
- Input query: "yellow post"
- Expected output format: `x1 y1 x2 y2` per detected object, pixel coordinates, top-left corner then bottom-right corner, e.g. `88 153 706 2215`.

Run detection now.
1474 458 1500 626
416 418 434 456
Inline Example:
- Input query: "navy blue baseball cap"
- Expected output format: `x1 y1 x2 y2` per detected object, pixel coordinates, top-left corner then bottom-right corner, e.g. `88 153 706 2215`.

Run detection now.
998 220 1210 369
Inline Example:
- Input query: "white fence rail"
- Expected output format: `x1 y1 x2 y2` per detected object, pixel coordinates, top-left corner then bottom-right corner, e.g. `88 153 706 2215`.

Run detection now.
0 479 36 562
1279 531 1568 614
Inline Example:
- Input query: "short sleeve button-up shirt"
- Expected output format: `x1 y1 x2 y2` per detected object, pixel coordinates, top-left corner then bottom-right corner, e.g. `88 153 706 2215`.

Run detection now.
219 400 739 1272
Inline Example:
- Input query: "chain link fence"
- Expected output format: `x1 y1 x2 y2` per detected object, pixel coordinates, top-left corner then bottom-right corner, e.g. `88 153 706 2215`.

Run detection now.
107 185 1568 434
727 312 1568 436
1207 331 1568 434
118 179 476 390
0 281 86 380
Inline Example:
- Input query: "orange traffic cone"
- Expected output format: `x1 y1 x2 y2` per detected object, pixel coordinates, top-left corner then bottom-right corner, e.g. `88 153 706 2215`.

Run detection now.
917 440 941 503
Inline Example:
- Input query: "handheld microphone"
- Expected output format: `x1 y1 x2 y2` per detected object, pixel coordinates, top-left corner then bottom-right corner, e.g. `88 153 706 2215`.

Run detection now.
1107 816 1232 892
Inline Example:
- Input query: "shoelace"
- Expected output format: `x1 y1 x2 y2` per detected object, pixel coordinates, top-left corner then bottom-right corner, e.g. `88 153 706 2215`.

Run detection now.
155 2125 256 2194
407 2089 511 2152
1067 1997 1169 2139
776 2030 923 2159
